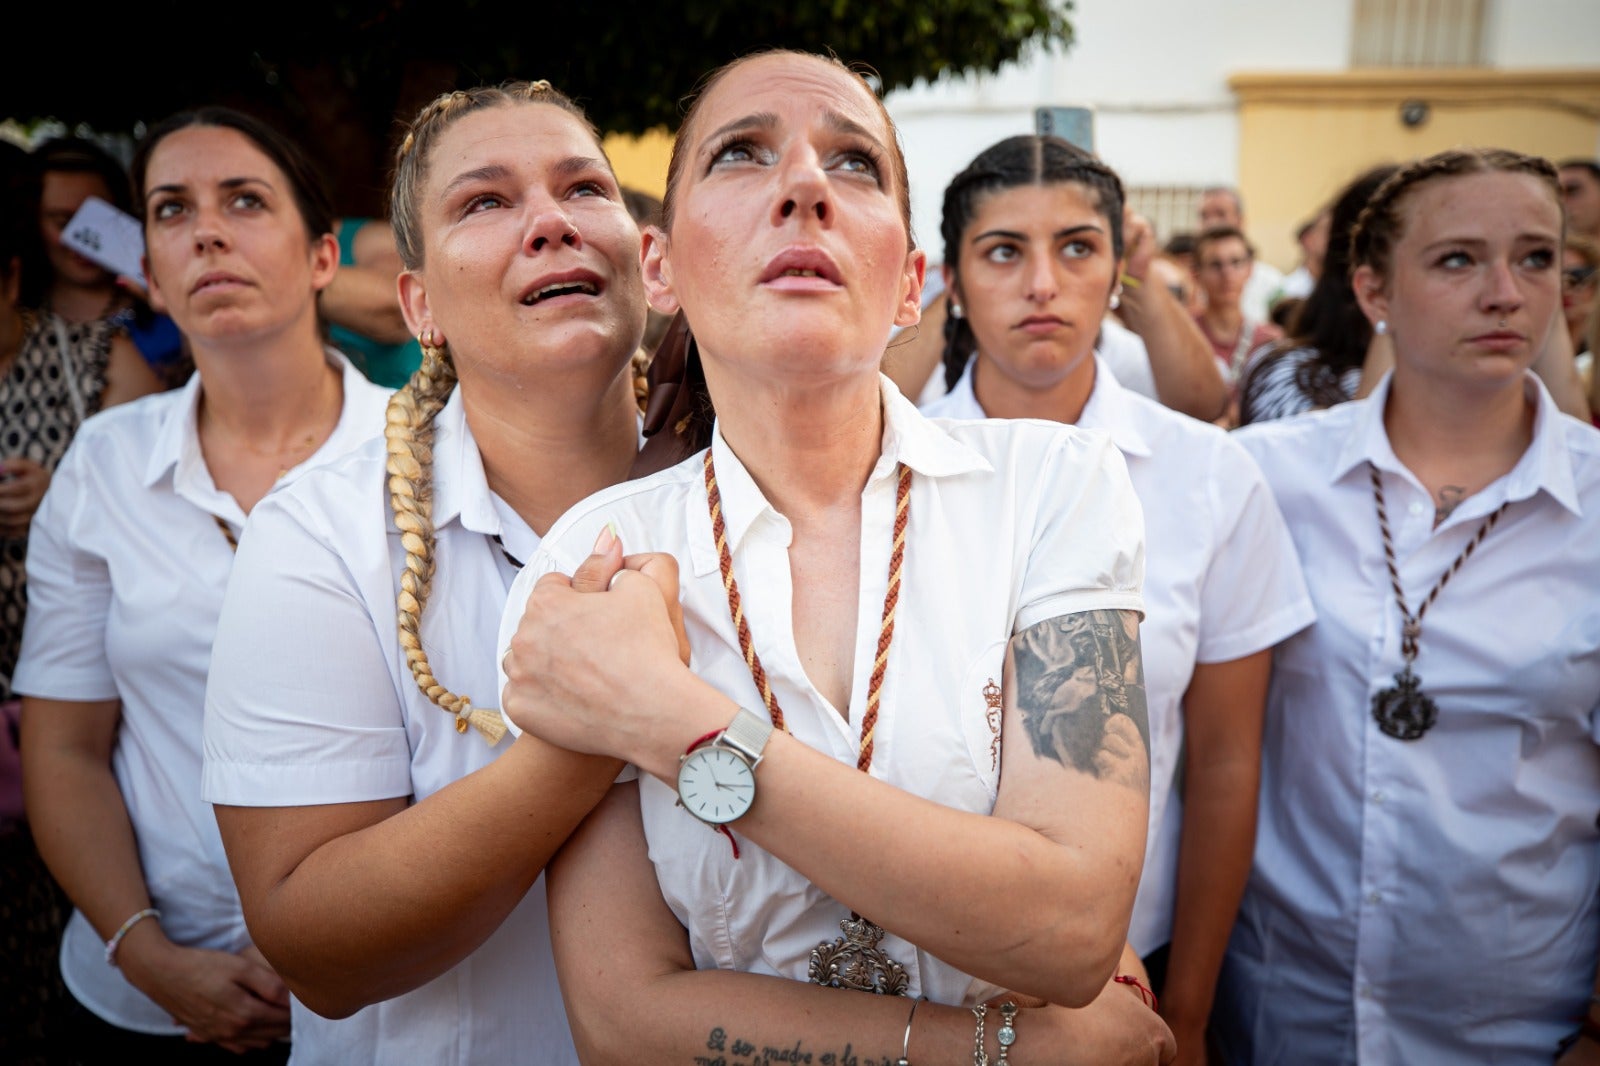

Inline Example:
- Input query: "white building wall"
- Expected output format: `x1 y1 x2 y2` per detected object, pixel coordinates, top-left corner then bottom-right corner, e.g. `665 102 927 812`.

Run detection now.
885 0 1596 262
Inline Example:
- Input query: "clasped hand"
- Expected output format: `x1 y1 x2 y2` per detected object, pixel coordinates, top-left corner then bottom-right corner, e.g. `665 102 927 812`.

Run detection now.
501 527 693 765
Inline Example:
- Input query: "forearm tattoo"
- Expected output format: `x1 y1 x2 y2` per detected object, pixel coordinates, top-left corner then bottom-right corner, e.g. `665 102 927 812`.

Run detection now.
698 1026 893 1065
1009 609 1150 791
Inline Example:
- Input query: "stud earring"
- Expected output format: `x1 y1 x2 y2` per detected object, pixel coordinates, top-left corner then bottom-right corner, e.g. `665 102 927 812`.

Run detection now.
1109 287 1122 312
949 302 964 320
1373 320 1388 336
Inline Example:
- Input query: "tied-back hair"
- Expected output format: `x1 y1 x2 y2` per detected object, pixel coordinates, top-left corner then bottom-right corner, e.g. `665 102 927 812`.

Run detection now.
1237 163 1397 423
1351 147 1561 278
636 48 915 476
938 135 1125 391
382 79 611 743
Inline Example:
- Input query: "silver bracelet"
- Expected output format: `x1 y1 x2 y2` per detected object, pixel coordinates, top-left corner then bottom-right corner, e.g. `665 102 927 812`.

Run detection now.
971 1003 989 1066
895 996 924 1066
104 907 160 968
995 1001 1019 1063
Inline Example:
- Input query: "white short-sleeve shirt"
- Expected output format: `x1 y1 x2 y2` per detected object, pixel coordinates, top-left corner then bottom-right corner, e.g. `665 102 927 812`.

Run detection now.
202 389 577 1066
1217 373 1600 1065
497 375 1145 1007
13 353 390 1035
924 358 1315 953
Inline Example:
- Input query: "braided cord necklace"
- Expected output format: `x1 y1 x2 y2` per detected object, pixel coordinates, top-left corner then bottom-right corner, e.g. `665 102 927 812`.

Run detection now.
703 448 914 996
1368 462 1507 740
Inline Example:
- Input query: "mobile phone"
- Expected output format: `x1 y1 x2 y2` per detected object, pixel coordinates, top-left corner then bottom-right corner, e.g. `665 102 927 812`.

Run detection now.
1034 107 1096 154
62 196 147 288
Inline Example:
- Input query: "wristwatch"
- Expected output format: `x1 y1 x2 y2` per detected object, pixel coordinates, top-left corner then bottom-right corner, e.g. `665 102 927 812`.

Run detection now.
676 709 774 826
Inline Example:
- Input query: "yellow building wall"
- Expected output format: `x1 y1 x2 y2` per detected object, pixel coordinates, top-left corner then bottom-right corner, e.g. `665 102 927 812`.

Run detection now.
602 127 676 200
1230 69 1600 270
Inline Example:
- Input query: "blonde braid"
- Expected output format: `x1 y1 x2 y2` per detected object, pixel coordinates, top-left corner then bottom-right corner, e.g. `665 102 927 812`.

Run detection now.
385 340 507 745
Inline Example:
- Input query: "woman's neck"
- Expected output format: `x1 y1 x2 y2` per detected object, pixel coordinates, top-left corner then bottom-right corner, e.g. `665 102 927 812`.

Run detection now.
711 371 885 517
196 334 340 449
469 366 641 538
49 278 123 324
1383 367 1535 506
970 352 1096 426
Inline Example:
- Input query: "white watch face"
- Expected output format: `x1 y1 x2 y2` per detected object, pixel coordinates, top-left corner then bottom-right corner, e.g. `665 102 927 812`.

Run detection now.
677 745 756 825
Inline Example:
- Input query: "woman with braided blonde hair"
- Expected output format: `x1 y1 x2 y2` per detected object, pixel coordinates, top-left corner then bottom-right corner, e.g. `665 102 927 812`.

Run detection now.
16 107 391 1061
496 49 1174 1064
1216 147 1600 1064
202 79 650 1063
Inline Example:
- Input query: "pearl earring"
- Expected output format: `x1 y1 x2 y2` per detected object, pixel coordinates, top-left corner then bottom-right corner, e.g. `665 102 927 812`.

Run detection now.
1374 320 1388 336
949 302 964 320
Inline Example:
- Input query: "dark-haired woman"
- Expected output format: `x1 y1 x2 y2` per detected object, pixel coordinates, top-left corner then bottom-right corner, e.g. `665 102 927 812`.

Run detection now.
499 49 1174 1064
1237 165 1398 426
921 133 1313 1066
1218 148 1600 1064
16 108 390 1060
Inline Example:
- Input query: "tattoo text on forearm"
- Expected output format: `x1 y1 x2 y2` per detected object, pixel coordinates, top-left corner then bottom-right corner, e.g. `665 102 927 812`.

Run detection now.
697 1027 894 1066
1010 609 1151 791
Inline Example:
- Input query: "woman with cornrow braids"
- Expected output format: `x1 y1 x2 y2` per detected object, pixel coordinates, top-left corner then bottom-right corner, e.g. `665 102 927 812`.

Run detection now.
203 81 652 1063
17 107 392 1062
497 49 1174 1064
1216 148 1600 1064
921 134 1314 1066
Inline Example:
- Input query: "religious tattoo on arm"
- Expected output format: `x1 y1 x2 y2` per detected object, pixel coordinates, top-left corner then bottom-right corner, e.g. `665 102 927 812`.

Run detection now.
1008 609 1150 792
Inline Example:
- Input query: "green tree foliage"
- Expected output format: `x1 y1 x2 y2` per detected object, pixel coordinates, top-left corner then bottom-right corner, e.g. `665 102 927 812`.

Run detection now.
6 0 1071 212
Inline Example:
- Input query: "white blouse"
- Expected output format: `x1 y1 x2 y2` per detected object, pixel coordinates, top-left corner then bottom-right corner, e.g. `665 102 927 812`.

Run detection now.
498 376 1145 1006
202 390 576 1065
923 358 1314 954
14 353 390 1034
1218 373 1600 1064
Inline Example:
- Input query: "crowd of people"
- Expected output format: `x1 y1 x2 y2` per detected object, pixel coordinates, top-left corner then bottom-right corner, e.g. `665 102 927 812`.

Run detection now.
1 45 1597 1066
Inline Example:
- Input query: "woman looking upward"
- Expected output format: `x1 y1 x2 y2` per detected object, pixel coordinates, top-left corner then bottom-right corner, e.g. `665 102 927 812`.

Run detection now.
203 81 649 1063
17 107 390 1061
499 49 1173 1064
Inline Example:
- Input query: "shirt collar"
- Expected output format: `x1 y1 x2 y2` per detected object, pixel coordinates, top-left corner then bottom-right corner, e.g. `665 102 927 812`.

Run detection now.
942 356 1152 459
692 374 992 573
1329 370 1582 517
429 386 500 536
143 349 381 513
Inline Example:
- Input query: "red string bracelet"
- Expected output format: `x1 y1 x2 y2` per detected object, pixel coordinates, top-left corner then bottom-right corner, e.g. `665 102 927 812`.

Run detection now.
683 729 740 859
1114 974 1158 1012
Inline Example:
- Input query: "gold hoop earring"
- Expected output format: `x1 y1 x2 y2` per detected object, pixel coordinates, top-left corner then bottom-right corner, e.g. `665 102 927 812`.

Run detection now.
418 329 447 361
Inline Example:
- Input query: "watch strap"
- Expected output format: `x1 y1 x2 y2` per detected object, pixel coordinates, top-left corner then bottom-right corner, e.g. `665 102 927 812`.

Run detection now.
719 708 773 767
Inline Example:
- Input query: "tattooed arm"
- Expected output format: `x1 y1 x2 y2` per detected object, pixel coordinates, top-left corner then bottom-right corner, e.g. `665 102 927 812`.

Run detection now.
525 601 1152 1007
548 782 1175 1066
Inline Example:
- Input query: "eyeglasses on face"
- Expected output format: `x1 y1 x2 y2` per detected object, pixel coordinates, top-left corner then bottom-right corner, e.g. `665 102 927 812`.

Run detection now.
1201 256 1252 275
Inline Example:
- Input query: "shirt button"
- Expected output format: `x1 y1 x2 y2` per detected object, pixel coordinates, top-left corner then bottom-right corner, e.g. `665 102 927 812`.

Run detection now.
1408 501 1425 517
1367 891 1383 904
1359 986 1373 1000
1370 790 1384 804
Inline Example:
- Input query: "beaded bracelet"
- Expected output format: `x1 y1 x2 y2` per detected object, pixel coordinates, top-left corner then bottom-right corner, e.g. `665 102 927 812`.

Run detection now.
995 1001 1019 1063
104 907 160 968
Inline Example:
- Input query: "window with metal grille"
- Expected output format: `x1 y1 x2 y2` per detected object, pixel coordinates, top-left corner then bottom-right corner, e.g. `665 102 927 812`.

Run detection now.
1127 186 1209 249
1351 0 1486 67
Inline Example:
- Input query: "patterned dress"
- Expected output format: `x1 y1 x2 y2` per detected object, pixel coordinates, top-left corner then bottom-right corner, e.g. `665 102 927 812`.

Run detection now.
2 311 114 702
1 309 114 1066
